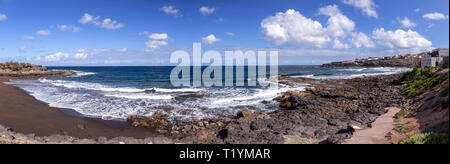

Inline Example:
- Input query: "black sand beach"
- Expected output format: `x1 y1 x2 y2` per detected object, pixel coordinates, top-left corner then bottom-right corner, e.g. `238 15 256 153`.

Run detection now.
0 76 159 139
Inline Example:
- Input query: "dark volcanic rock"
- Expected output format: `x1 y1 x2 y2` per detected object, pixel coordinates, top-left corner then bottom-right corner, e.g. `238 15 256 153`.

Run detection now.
273 74 406 143
0 70 75 78
126 74 407 144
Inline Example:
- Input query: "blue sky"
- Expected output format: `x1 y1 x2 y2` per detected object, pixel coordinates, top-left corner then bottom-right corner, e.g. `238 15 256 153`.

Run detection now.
0 0 449 66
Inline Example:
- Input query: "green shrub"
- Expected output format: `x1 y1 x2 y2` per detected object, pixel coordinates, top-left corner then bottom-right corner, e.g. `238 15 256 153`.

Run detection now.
402 67 449 97
400 132 449 144
394 118 415 133
400 67 423 82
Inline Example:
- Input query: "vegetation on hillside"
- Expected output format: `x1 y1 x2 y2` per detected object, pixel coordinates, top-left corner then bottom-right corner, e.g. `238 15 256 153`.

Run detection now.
401 67 449 97
394 117 415 133
400 132 449 144
0 62 47 72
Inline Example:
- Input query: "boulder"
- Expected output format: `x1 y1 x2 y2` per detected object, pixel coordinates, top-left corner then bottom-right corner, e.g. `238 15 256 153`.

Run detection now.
236 110 252 118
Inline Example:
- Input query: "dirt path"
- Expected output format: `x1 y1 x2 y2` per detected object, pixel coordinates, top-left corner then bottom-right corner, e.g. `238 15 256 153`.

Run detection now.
344 107 401 144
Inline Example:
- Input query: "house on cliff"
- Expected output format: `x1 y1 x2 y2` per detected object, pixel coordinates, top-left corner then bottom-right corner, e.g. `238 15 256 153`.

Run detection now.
421 48 449 70
431 48 449 57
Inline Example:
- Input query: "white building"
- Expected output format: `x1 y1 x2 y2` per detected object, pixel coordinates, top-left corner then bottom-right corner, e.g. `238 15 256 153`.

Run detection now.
421 48 449 70
431 48 449 57
421 57 444 70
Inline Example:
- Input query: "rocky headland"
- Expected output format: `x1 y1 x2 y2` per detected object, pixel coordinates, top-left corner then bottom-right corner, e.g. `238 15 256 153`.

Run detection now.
0 62 75 78
322 53 425 68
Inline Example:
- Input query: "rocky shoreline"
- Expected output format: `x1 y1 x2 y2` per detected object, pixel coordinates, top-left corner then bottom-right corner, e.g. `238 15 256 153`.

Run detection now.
1 72 407 144
127 74 408 144
0 62 76 78
0 124 177 144
0 70 76 78
2 67 446 144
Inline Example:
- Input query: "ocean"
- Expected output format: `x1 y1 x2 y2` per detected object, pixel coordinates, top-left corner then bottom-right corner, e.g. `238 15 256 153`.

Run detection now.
6 66 411 121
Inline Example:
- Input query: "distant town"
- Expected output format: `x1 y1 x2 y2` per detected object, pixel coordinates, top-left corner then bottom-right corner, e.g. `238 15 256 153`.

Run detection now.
322 48 449 69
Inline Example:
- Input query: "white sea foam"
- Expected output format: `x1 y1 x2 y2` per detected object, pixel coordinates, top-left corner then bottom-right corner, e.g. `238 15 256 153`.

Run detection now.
292 74 315 78
212 86 304 105
7 77 307 121
70 71 97 77
340 68 367 72
313 68 412 79
12 82 160 120
39 79 202 94
104 93 173 100
50 69 97 77
304 67 412 80
39 79 146 92
151 88 202 93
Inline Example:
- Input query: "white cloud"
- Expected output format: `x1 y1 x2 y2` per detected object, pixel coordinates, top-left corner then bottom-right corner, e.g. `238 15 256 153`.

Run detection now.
261 7 384 50
226 32 234 37
414 8 420 12
199 6 217 15
372 28 432 51
92 48 111 55
79 13 124 29
332 39 351 49
36 30 51 36
139 31 149 36
318 4 342 16
318 5 356 38
79 13 96 24
19 46 26 52
427 23 435 28
160 6 181 17
145 40 168 50
341 0 378 18
140 31 169 43
149 33 168 40
118 48 128 52
202 34 220 44
43 52 69 62
350 32 375 48
57 25 81 32
20 36 35 41
397 17 416 28
423 12 449 20
73 49 88 60
0 13 6 21
101 18 125 29
261 9 330 47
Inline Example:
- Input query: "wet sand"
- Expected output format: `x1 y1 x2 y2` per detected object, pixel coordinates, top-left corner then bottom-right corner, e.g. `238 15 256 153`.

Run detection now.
0 76 157 139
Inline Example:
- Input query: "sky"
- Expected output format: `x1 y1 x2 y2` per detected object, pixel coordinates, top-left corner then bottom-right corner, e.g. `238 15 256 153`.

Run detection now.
0 0 449 66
